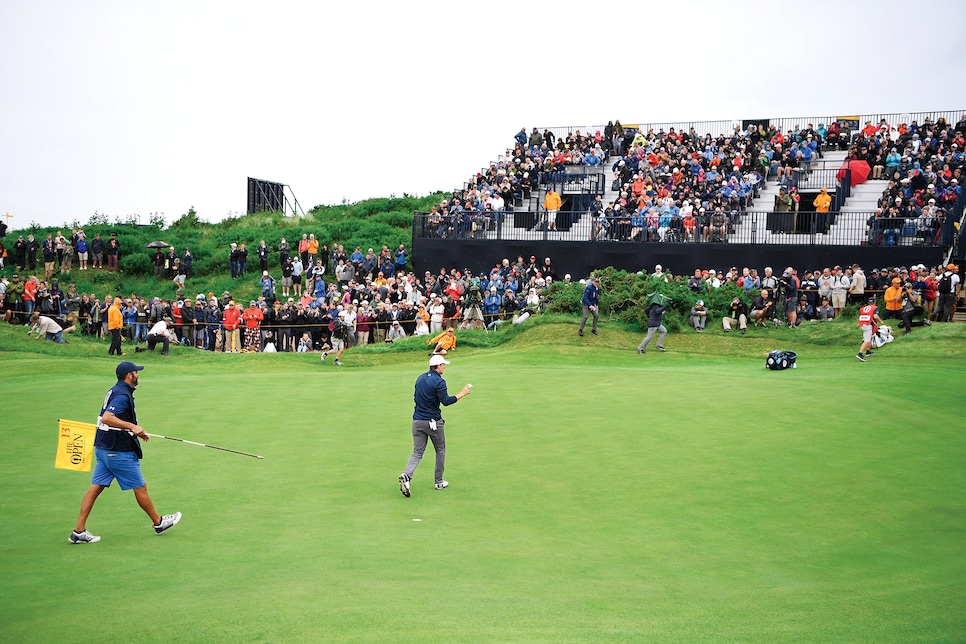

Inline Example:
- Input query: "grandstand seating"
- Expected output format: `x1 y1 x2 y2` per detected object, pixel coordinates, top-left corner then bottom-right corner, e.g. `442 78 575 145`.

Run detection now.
416 111 965 256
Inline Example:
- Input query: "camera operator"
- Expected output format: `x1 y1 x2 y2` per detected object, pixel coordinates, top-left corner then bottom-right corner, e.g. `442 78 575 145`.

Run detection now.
900 281 930 335
780 267 799 327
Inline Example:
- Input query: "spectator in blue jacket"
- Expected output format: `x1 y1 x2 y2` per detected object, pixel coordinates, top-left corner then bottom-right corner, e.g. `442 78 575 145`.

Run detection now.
394 244 408 275
578 276 600 336
484 286 502 320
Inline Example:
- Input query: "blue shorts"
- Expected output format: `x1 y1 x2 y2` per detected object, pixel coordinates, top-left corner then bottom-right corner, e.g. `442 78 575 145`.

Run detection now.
91 448 146 490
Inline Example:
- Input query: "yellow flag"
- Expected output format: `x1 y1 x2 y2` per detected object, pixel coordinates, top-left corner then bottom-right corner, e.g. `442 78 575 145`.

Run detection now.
55 419 97 472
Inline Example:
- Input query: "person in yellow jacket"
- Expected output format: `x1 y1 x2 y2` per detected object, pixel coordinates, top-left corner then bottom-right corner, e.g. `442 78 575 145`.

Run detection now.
427 327 457 355
108 296 124 356
543 189 562 231
813 187 832 213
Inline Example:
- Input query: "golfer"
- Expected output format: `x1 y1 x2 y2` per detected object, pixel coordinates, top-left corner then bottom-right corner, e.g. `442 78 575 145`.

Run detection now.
398 354 472 497
69 361 181 543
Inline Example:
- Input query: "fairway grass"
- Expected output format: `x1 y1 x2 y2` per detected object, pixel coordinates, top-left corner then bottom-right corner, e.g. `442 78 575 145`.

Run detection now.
1 321 964 642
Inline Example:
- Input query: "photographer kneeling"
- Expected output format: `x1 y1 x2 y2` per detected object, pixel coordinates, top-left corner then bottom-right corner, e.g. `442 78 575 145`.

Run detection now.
900 281 931 335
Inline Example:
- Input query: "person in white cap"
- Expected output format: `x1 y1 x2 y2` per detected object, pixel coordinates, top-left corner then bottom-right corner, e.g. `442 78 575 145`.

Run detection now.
398 354 472 496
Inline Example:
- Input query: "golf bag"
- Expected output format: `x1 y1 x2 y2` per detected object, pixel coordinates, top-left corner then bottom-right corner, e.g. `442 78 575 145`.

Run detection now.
870 325 894 348
765 349 797 370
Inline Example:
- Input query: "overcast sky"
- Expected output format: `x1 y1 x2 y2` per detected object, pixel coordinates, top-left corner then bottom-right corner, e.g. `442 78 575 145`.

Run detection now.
2 0 963 230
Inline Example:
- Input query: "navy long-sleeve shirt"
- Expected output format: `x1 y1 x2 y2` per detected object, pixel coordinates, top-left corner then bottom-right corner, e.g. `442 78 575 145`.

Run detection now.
413 369 457 421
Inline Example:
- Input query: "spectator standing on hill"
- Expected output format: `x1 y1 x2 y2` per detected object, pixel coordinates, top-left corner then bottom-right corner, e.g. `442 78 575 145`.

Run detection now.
298 234 309 267
307 234 319 267
394 244 409 276
238 243 248 276
398 354 472 497
257 240 269 273
76 233 89 271
60 242 74 275
90 233 104 270
164 247 177 279
27 234 40 271
181 248 193 278
260 270 277 304
578 276 600 337
106 233 120 272
278 237 290 269
42 234 56 278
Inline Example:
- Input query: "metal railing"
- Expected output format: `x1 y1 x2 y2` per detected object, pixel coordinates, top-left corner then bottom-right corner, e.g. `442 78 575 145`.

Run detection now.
535 110 966 148
413 209 952 247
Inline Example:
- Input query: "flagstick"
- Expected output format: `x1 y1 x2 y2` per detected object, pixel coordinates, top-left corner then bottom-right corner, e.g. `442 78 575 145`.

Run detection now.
146 433 264 459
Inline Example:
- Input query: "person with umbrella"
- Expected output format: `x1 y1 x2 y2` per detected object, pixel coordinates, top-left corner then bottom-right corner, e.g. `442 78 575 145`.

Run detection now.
637 292 669 355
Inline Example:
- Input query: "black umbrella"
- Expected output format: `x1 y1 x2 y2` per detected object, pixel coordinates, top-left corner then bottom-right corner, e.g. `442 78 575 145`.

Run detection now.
145 241 171 249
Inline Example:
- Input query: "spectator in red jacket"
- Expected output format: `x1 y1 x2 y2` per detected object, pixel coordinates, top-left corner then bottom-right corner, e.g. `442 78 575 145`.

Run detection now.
242 300 264 351
222 301 243 353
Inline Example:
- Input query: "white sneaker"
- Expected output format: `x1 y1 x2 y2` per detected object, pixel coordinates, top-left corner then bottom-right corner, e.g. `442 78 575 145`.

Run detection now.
399 474 411 498
154 512 182 534
320 351 327 362
434 480 449 490
69 529 100 544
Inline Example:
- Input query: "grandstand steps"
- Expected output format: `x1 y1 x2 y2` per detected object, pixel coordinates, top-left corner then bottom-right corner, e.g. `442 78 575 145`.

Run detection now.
840 180 888 212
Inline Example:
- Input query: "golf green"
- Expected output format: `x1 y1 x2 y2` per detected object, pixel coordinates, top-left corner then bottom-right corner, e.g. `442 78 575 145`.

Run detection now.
1 322 963 642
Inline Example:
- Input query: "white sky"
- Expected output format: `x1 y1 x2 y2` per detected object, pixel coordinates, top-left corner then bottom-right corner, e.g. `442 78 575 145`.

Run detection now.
2 0 963 230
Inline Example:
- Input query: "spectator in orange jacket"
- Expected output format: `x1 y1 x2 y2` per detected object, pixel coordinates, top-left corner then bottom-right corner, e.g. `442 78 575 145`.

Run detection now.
108 296 124 355
882 277 904 320
427 327 457 355
222 301 243 352
813 187 832 213
543 189 562 231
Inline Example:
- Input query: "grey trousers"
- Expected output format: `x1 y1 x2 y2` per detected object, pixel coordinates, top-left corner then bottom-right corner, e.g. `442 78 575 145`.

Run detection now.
579 305 598 332
403 419 446 484
638 325 667 351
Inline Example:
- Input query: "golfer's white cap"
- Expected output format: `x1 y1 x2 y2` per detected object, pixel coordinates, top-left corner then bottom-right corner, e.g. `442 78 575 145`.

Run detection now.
429 355 450 367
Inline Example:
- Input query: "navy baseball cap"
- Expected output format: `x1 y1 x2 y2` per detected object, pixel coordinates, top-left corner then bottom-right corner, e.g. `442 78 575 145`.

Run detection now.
116 361 144 379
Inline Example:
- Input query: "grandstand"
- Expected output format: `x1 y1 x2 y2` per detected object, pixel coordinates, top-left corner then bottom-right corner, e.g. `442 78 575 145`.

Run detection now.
412 110 965 279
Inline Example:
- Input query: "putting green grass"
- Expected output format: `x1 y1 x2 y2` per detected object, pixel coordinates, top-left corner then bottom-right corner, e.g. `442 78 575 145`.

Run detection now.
1 320 964 642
